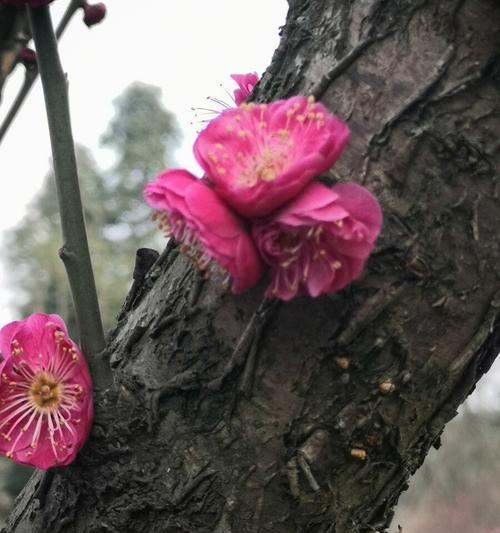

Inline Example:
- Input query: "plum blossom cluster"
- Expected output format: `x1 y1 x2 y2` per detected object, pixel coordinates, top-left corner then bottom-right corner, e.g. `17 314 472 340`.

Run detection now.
0 314 93 469
145 74 382 301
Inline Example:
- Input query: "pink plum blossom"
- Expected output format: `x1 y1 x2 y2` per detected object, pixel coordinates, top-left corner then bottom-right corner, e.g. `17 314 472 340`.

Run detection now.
252 182 382 300
231 72 259 106
0 313 93 470
194 95 350 217
145 169 263 293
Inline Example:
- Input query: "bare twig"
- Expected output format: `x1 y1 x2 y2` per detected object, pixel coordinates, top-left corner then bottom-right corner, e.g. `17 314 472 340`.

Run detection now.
0 0 83 144
0 69 36 143
54 0 84 40
208 298 280 392
28 5 107 385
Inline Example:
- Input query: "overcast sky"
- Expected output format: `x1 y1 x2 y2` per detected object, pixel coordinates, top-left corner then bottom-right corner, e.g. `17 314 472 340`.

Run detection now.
0 0 498 409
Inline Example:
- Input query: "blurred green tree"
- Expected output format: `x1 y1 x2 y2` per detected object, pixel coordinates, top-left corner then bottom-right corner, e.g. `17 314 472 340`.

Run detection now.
4 82 181 332
100 82 180 246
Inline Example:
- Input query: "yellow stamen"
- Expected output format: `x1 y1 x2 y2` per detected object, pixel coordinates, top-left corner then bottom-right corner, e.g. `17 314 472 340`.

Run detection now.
28 372 64 411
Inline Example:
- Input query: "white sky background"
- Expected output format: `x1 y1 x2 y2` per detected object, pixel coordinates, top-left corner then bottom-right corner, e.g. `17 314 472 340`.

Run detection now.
0 0 498 410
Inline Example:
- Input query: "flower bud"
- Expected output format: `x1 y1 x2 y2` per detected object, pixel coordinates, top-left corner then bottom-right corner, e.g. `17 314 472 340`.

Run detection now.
18 47 37 69
82 2 106 27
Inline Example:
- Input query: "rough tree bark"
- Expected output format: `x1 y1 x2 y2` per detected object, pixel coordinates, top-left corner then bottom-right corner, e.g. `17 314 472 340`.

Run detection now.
2 0 500 532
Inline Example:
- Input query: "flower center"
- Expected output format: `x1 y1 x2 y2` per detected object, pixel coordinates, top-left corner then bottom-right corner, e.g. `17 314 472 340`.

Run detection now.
29 372 63 411
244 138 292 186
276 225 343 276
279 230 303 252
251 147 286 183
204 99 330 187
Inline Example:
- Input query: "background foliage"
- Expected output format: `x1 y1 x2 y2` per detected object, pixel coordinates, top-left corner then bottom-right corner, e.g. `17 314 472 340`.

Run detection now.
4 82 180 333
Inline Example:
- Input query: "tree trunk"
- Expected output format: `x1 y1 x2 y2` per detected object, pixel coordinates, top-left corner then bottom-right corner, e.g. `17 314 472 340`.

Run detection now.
4 1 500 532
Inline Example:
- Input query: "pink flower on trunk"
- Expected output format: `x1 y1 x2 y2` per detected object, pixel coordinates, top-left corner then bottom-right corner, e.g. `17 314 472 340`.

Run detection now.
0 314 93 470
194 95 350 217
253 182 382 300
231 72 259 105
145 169 263 293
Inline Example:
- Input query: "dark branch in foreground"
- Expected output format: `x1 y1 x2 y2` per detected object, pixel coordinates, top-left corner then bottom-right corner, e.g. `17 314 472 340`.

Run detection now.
28 4 108 387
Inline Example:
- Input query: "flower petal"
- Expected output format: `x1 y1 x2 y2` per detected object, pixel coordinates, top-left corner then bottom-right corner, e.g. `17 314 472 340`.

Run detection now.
231 72 259 105
331 183 383 242
184 182 263 293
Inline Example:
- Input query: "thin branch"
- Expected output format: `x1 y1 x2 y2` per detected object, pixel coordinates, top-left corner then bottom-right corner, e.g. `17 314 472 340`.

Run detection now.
311 38 376 100
0 0 83 145
55 0 84 40
0 68 36 142
28 4 108 386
